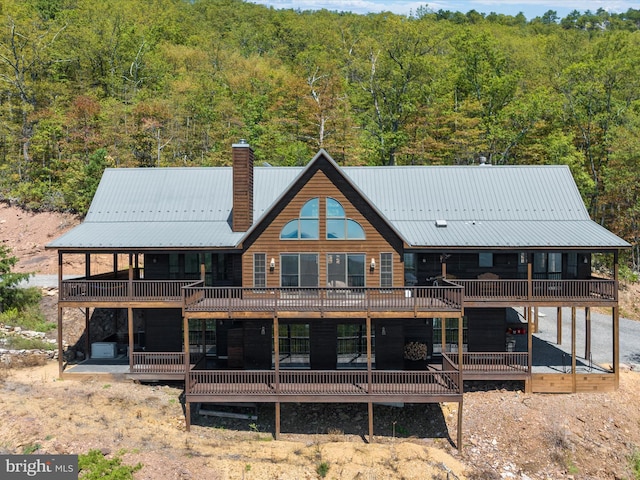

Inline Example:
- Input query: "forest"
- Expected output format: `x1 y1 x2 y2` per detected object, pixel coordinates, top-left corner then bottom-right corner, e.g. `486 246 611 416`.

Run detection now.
1 0 640 268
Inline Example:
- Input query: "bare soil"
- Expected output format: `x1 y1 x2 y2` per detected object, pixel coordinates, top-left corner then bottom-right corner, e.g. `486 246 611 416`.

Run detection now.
2 203 640 479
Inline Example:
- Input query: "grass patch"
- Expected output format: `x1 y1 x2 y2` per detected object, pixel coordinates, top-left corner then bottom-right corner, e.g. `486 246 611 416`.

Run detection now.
1 334 56 350
630 448 640 480
0 303 55 333
316 461 330 478
78 449 142 479
22 443 42 454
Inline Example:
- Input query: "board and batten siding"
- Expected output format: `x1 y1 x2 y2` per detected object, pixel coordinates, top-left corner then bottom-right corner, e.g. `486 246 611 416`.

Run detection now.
242 170 404 289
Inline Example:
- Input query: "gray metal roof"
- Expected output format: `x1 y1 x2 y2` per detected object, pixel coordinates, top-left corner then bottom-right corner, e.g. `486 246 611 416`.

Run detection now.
47 157 629 250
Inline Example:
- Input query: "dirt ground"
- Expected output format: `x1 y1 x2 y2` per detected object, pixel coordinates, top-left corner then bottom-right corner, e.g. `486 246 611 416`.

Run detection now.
2 202 640 479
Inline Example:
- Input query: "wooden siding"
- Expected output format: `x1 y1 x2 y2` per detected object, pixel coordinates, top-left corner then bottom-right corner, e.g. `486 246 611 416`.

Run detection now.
143 308 182 352
310 322 338 369
243 170 404 290
374 323 404 369
243 320 272 369
467 308 506 352
531 373 616 393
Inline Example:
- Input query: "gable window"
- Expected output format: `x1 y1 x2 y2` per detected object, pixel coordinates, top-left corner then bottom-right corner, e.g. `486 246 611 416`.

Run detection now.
281 253 318 287
326 198 365 240
327 253 365 288
280 198 319 239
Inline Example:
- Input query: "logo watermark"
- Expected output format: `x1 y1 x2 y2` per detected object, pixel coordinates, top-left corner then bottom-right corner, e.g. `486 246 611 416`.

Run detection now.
0 455 78 479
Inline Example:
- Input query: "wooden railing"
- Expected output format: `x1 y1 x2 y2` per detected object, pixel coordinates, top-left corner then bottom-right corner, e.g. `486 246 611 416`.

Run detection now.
60 279 197 302
452 278 616 302
130 351 201 374
448 352 529 373
182 286 464 314
188 369 461 397
59 278 616 306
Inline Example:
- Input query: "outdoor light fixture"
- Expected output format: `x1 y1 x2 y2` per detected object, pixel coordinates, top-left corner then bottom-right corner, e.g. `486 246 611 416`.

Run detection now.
261 326 266 335
381 326 386 336
270 258 275 271
370 258 376 272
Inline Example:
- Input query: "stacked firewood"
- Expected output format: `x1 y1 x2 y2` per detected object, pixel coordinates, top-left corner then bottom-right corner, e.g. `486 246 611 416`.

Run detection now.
403 341 428 361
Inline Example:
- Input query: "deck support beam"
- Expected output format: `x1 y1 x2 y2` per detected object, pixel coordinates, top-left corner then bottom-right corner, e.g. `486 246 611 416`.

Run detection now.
128 307 134 371
614 306 620 389
526 306 533 393
275 402 281 440
556 307 562 345
584 307 591 361
571 307 577 392
368 402 374 443
457 399 463 452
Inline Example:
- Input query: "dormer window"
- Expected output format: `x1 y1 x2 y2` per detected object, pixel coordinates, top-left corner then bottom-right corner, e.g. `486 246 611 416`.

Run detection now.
280 198 319 240
326 198 365 240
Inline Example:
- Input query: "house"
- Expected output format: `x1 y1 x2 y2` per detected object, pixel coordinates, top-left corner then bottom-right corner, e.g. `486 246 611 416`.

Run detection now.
46 142 629 448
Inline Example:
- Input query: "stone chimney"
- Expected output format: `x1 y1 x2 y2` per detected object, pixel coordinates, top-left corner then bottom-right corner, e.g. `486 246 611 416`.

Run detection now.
232 139 254 232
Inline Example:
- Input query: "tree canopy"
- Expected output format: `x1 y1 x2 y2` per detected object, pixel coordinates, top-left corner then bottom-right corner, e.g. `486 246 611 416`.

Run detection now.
1 0 640 266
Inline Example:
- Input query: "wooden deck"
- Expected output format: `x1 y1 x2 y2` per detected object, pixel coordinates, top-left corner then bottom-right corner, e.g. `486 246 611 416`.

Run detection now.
187 368 462 403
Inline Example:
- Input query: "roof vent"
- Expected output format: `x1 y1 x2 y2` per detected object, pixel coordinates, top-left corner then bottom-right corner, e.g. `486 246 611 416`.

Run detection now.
435 219 447 228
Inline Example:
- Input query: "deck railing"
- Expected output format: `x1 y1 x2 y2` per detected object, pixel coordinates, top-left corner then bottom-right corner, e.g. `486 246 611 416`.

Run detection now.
130 351 201 374
60 279 197 302
182 286 463 314
448 352 529 374
188 369 461 397
452 278 616 302
59 278 616 306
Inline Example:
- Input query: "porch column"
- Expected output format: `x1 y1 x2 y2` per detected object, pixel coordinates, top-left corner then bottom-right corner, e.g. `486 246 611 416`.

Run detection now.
613 306 620 389
128 254 133 301
457 399 463 453
571 307 577 392
457 315 463 377
201 320 206 357
183 314 191 432
57 305 64 378
527 259 532 301
113 253 118 276
128 307 134 370
441 319 446 355
556 307 562 345
366 316 373 443
613 251 620 389
85 253 90 278
85 308 90 360
441 257 447 278
533 306 539 334
526 306 533 393
274 315 280 440
584 307 591 361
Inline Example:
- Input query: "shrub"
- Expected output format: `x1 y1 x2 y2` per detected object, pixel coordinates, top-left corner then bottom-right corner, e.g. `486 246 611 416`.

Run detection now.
78 449 142 480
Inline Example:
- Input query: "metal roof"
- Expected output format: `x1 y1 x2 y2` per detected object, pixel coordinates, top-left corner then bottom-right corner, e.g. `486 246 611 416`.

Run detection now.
47 157 629 250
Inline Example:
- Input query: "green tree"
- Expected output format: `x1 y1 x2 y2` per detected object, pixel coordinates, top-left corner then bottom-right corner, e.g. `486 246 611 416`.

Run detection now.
0 245 30 312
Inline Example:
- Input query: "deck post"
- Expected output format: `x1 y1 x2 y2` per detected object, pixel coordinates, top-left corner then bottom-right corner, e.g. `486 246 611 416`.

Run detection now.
185 401 191 432
457 314 463 379
84 308 90 362
274 315 280 394
533 306 539 334
128 307 134 371
57 305 64 378
366 316 372 396
556 307 562 345
584 307 591 361
275 402 281 440
613 306 620 388
526 306 533 393
457 398 463 452
368 402 374 443
128 254 133 300
441 318 446 355
571 307 577 392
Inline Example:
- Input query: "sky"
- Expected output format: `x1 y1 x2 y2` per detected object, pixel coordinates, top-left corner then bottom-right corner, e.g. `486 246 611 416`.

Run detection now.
249 1 640 20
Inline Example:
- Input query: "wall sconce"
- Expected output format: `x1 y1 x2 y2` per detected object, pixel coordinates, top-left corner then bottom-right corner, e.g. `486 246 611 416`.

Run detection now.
269 258 275 272
370 258 376 272
261 326 266 335
381 326 386 336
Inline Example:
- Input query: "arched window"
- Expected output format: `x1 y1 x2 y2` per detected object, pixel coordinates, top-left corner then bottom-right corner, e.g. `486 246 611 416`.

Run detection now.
280 198 319 240
326 198 365 240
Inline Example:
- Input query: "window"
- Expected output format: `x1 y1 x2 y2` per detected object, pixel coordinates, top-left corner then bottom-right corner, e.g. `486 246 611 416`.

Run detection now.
281 253 318 287
326 198 365 239
254 253 266 288
185 253 200 275
478 252 493 268
533 252 563 279
403 253 417 286
380 253 393 288
280 198 319 239
327 254 365 288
